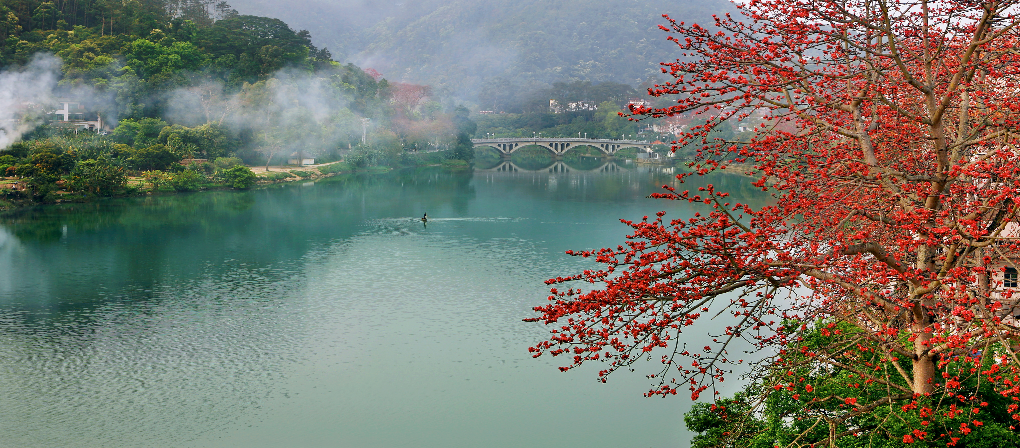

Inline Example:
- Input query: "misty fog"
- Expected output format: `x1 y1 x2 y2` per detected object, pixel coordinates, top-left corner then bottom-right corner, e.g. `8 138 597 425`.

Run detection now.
225 0 735 103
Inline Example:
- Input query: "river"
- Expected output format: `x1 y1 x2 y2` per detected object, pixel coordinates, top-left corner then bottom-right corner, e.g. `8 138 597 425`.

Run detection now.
0 163 766 448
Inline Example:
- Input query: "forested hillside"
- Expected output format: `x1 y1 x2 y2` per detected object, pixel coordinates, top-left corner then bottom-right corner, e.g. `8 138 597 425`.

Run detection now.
225 0 737 109
0 0 477 206
0 0 381 119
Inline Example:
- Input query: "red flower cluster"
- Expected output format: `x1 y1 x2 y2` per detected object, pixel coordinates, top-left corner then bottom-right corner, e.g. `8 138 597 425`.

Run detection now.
528 0 1020 445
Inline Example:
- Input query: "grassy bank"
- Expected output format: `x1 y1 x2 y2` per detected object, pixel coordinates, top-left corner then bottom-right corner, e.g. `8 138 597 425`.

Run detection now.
0 156 482 213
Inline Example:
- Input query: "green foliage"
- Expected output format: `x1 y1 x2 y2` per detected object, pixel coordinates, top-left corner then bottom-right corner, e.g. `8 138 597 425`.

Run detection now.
111 118 168 147
192 15 312 84
317 161 351 175
157 123 236 159
126 36 204 84
345 147 375 168
686 322 1020 448
192 161 215 174
260 171 293 181
67 158 126 196
217 165 256 189
128 144 180 171
141 170 172 190
0 0 468 208
169 169 203 191
4 142 29 159
685 392 766 448
289 170 312 178
600 101 638 138
23 149 73 178
63 135 119 161
449 105 476 163
212 157 243 169
451 132 474 162
12 148 72 198
0 154 18 176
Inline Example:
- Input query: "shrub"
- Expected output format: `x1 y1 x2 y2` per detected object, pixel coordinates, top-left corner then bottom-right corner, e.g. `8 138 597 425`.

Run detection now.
129 144 181 171
218 165 256 189
318 162 351 175
141 170 172 190
290 170 312 178
212 157 244 169
260 171 293 181
169 169 204 192
19 152 73 195
4 142 29 158
67 159 128 196
28 151 74 176
195 161 216 175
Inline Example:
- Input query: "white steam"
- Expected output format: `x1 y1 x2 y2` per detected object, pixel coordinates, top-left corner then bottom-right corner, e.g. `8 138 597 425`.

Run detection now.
0 54 61 150
164 69 364 158
0 54 119 150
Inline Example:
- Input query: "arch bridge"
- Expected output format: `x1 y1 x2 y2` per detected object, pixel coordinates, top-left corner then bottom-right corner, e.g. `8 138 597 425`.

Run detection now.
472 137 652 158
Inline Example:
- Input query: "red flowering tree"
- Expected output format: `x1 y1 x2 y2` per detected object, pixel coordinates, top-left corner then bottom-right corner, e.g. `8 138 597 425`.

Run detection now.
528 0 1020 444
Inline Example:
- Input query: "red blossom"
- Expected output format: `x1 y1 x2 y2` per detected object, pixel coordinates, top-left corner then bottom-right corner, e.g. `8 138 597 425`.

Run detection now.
528 0 1020 445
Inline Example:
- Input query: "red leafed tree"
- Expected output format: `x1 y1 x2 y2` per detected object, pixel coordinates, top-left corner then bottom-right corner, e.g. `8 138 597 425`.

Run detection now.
529 0 1020 444
389 82 433 117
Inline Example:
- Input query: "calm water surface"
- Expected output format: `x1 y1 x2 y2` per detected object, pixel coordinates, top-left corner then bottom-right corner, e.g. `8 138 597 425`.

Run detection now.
0 164 765 447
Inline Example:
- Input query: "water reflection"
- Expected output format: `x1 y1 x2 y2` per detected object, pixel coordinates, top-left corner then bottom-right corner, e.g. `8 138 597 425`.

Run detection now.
0 167 766 447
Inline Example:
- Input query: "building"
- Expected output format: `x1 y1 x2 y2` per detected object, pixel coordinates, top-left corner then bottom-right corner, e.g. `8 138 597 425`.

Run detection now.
288 152 315 166
47 100 109 133
549 99 598 114
627 99 651 109
992 222 1020 303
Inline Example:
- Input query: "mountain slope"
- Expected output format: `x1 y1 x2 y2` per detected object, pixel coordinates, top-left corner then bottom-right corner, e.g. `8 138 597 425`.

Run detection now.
227 0 737 102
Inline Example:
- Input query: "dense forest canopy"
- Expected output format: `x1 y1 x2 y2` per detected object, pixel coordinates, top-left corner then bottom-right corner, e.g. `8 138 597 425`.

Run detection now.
0 0 454 140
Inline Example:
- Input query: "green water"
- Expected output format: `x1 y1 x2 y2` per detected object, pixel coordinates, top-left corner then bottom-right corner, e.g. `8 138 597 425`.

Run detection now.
0 164 765 447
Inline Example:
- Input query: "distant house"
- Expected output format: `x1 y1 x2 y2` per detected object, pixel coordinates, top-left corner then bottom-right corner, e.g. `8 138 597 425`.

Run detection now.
549 99 598 114
48 100 109 133
651 115 690 135
992 222 1020 304
627 99 651 109
288 152 315 166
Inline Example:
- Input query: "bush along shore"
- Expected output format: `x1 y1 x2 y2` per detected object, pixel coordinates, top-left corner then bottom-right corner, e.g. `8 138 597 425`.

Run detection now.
0 134 468 212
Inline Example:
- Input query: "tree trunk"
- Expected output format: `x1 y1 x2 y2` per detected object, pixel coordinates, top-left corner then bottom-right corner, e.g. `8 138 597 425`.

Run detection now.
912 345 935 394
912 243 936 395
264 148 278 172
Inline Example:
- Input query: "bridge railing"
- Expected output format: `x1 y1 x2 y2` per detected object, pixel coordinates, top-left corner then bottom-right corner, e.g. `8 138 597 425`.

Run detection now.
471 137 651 144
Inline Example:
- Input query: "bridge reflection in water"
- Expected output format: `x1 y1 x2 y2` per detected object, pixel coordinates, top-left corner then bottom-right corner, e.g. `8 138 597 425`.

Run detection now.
474 159 682 203
476 159 629 174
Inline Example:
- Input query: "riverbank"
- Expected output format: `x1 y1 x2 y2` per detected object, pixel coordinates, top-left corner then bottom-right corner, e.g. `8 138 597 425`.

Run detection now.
0 161 390 213
0 156 695 214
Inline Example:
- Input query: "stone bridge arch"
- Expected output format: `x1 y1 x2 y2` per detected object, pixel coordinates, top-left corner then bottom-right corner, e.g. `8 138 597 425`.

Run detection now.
472 138 652 158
